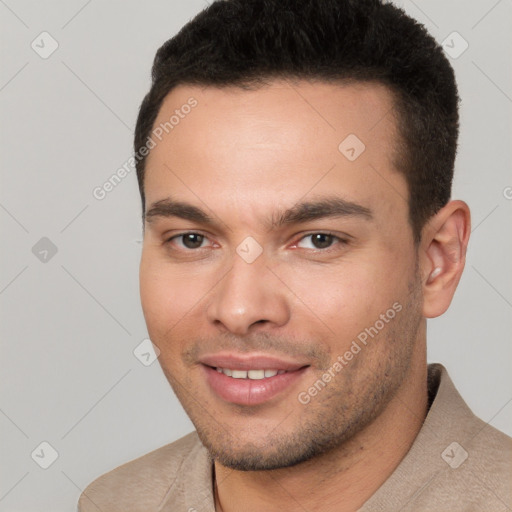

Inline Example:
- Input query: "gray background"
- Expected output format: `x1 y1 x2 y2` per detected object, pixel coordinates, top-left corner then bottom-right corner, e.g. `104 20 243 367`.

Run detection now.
1 0 511 510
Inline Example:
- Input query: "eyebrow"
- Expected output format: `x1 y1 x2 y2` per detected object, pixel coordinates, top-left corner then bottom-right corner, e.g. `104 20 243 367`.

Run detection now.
145 196 373 230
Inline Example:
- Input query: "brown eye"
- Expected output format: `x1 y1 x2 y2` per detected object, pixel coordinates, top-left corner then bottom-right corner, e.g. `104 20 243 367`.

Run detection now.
310 233 334 249
297 233 340 250
181 233 204 249
168 233 207 249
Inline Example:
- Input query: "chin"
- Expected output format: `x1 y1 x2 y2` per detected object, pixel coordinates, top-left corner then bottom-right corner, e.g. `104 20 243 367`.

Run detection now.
196 423 351 472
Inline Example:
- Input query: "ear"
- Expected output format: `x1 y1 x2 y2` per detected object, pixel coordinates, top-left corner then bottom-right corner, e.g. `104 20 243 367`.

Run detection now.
419 200 471 318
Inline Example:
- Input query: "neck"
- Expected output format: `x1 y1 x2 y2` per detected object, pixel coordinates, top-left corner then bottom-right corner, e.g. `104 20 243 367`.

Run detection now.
214 342 428 512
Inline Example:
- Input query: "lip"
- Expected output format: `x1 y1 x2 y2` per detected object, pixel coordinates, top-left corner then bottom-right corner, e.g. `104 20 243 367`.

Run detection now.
200 353 310 406
199 352 308 371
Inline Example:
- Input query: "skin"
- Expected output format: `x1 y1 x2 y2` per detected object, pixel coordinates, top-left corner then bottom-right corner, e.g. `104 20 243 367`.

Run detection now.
139 80 470 512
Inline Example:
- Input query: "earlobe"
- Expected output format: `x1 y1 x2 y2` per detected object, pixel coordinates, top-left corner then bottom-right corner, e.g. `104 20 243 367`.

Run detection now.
420 200 471 318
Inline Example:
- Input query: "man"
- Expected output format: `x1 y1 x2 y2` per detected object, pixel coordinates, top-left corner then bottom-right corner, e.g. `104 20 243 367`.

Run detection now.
78 0 511 510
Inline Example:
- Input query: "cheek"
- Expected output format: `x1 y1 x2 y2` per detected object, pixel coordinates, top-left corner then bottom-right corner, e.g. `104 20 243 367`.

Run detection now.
280 255 407 345
270 262 368 342
139 252 219 347
139 259 193 372
139 255 193 331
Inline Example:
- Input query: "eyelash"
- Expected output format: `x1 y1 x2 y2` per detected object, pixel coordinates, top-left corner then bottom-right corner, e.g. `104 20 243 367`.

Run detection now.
164 231 349 253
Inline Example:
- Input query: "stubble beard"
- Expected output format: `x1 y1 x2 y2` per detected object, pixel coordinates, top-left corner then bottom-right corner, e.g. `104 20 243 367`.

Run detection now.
164 273 423 472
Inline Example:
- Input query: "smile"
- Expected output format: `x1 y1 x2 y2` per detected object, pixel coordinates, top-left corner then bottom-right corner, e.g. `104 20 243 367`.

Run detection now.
203 364 309 406
215 368 287 379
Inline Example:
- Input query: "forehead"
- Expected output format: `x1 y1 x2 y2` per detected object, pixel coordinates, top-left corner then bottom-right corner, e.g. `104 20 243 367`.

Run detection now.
149 79 398 158
143 79 408 229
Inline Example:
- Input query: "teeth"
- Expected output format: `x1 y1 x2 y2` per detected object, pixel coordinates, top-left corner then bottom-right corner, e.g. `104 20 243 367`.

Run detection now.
216 368 285 379
248 370 265 379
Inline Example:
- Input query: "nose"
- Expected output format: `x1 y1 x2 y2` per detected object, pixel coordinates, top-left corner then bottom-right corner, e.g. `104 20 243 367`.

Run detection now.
206 252 291 335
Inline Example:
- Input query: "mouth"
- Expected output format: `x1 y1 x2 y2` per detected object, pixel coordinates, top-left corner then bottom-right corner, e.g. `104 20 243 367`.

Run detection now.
199 354 310 406
213 367 287 379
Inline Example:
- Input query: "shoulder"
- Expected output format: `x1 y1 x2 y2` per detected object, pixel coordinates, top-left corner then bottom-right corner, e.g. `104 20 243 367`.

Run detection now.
364 365 512 511
77 431 207 512
435 365 512 481
460 417 512 503
414 421 512 510
419 365 512 509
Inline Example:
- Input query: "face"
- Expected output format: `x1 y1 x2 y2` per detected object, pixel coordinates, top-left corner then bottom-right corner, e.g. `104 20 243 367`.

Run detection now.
139 80 424 471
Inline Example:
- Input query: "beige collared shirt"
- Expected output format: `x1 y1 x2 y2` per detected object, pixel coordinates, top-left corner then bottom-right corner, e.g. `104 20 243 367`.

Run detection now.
78 364 512 511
